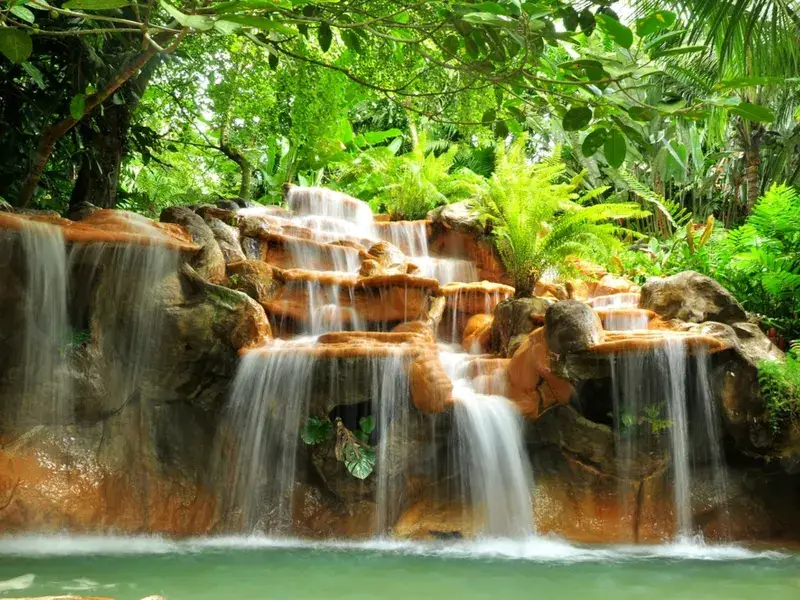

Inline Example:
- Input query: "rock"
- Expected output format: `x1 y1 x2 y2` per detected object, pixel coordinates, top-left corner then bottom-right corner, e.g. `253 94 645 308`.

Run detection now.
462 314 493 354
730 321 785 366
66 200 101 221
427 200 483 232
160 206 226 283
216 199 241 211
490 297 552 356
195 204 238 224
226 260 280 305
544 300 603 355
409 348 453 413
639 271 747 324
205 217 247 264
506 327 573 419
594 274 638 297
360 241 411 276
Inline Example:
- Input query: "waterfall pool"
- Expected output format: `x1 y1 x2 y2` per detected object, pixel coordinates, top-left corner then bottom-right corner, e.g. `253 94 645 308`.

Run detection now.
0 536 796 600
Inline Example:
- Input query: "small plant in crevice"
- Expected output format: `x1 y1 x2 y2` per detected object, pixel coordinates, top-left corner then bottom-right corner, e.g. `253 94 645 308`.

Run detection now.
62 328 91 356
300 415 376 480
613 404 673 436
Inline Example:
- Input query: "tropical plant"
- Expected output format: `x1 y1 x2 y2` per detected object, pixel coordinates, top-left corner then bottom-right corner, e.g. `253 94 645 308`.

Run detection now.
758 343 800 432
713 185 800 338
475 139 649 297
333 128 486 220
300 415 376 480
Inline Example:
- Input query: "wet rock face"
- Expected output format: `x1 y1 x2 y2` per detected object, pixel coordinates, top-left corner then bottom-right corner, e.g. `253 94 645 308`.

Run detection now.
544 300 603 355
160 206 226 284
640 271 747 324
491 297 552 357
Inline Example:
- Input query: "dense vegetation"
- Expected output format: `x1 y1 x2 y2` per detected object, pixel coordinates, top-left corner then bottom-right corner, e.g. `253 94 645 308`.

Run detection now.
1 0 799 422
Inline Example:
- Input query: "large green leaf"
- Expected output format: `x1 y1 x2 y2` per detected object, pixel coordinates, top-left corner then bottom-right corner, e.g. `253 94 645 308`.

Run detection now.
359 415 375 435
63 0 129 8
211 0 291 12
578 8 595 36
582 128 607 156
635 10 676 37
0 29 32 64
595 14 632 49
363 129 402 144
301 417 333 445
729 102 775 123
220 14 295 35
462 12 514 26
343 445 376 480
22 62 45 88
562 106 592 131
340 29 362 53
10 4 36 22
318 22 332 52
628 106 656 122
69 94 86 120
561 6 579 31
159 1 214 30
604 129 626 168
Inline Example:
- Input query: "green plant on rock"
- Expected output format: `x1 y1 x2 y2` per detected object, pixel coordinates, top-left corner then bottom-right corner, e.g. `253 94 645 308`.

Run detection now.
476 139 649 297
300 416 376 480
758 345 800 433
334 128 485 220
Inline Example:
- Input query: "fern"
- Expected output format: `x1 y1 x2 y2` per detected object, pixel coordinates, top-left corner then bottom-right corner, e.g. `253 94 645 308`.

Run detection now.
475 138 649 297
612 168 692 233
758 351 800 432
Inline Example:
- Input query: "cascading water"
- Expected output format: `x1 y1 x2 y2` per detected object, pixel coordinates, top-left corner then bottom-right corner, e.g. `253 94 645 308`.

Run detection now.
219 344 315 531
440 346 535 538
18 221 71 424
609 335 729 540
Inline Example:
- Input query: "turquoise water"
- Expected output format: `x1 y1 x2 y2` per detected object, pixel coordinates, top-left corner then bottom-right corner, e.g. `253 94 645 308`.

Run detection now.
0 537 797 600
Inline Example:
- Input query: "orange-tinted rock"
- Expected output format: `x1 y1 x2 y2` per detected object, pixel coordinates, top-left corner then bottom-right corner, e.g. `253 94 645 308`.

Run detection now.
359 241 413 276
588 330 732 355
438 281 514 315
409 348 453 414
507 328 573 419
428 228 508 284
230 296 272 351
392 320 436 344
227 260 280 304
565 279 594 300
593 274 639 297
534 280 569 300
461 313 493 353
0 210 199 252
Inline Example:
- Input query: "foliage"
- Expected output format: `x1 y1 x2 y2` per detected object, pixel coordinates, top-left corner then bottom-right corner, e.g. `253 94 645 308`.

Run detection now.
758 347 800 433
475 138 649 296
713 185 800 338
333 129 486 220
300 417 333 446
300 415 375 479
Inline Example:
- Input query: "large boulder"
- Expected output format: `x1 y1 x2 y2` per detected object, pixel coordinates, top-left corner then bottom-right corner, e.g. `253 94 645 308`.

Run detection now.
205 217 247 264
640 271 747 324
160 206 225 283
544 300 603 355
491 296 552 356
427 200 482 232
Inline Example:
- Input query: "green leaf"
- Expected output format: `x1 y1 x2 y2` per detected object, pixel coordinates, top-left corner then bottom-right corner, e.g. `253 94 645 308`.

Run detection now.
596 14 633 49
494 119 509 139
363 129 402 144
462 12 514 26
582 128 607 156
562 106 592 131
301 417 333 445
318 22 332 52
211 0 291 13
482 108 496 124
359 415 375 435
63 0 129 8
561 6 579 31
635 10 676 37
214 19 241 34
650 45 707 58
628 106 656 122
729 101 775 124
22 61 45 88
715 76 786 90
159 1 214 30
604 129 626 168
341 29 362 54
344 445 375 480
220 14 295 35
578 8 595 36
354 430 370 444
69 93 86 120
0 28 32 64
268 51 278 69
442 35 460 55
11 4 36 22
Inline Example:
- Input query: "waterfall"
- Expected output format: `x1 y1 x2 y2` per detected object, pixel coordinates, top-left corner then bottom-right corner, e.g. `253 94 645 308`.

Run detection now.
287 186 375 234
18 221 71 424
609 336 729 540
69 237 179 406
441 346 534 538
220 344 315 532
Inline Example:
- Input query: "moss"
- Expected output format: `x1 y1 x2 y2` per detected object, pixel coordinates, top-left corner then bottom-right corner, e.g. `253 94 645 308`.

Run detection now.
758 352 800 432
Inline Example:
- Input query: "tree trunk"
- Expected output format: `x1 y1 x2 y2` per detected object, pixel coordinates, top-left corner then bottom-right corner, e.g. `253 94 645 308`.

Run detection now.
219 118 253 202
69 59 160 210
738 121 766 213
19 32 180 207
